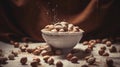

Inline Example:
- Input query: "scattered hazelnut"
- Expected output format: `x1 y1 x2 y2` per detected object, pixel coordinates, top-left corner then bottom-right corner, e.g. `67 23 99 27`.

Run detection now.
102 52 109 56
56 61 63 67
8 54 15 60
0 57 8 64
20 57 27 65
47 57 54 65
14 42 19 48
66 53 73 61
26 48 34 53
32 50 41 55
81 64 88 67
41 50 48 56
33 58 41 65
89 40 96 44
43 55 50 63
11 51 18 57
100 46 106 50
55 49 62 55
106 41 112 47
86 57 96 65
85 47 92 53
106 58 114 67
82 41 89 45
20 46 26 52
24 44 29 48
31 60 38 67
70 56 78 63
109 46 117 52
98 49 105 55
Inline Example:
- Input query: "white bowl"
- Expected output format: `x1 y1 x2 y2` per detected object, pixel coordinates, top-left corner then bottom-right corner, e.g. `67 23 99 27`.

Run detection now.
41 29 84 49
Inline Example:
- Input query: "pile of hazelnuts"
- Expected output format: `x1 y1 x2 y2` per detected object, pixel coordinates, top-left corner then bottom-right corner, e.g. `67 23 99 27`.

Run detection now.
42 22 81 32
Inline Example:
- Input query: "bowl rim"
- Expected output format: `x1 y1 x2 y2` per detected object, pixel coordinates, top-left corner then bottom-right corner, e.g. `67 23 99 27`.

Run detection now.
41 29 84 35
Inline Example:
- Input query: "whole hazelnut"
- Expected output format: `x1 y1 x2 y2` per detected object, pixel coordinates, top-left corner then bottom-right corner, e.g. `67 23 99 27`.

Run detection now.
31 60 38 67
55 49 62 55
106 41 112 47
47 57 54 65
0 57 8 64
66 53 73 61
26 48 34 53
56 61 63 67
81 64 88 67
14 42 19 48
11 51 18 57
89 40 96 44
98 49 105 55
41 50 48 56
106 58 114 67
8 54 15 60
32 50 41 55
102 52 109 56
82 41 89 45
70 56 78 63
87 57 96 65
24 44 29 48
20 46 26 52
100 46 106 50
43 55 50 63
109 46 117 52
33 58 41 65
85 47 92 53
20 57 27 65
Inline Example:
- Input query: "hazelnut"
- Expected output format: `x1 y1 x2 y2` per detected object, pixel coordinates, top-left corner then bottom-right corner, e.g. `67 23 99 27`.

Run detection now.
98 49 105 55
81 64 88 67
70 56 78 63
43 55 50 63
20 57 27 65
106 41 112 47
51 29 58 32
20 46 26 52
26 48 34 53
102 52 109 56
24 44 29 48
11 51 18 57
85 47 92 53
102 38 108 44
8 54 15 60
86 57 96 65
82 41 89 45
41 50 48 56
59 29 65 32
55 49 62 55
47 57 54 65
14 42 19 48
31 60 38 67
66 53 73 61
109 46 117 52
33 50 41 55
56 61 63 67
89 40 96 44
33 58 41 65
100 46 106 50
0 57 8 64
106 58 114 67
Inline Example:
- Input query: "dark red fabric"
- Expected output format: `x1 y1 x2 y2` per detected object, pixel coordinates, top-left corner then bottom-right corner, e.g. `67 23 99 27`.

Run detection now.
0 0 119 42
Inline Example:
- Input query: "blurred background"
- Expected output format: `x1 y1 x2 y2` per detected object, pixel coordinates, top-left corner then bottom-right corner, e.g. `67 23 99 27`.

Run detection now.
0 0 119 42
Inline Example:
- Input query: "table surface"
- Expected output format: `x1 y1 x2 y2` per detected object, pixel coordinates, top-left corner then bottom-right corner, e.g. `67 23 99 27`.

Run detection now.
0 41 120 67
